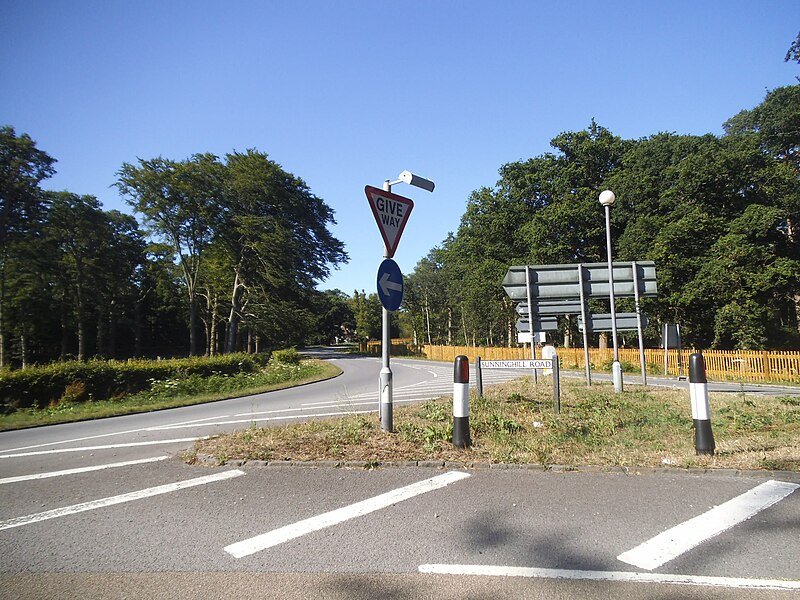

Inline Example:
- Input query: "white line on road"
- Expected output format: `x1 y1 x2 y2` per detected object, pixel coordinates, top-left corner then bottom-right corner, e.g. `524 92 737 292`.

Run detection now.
418 564 800 591
0 426 159 454
150 411 375 430
0 469 244 531
617 479 799 570
0 437 203 459
225 470 471 558
0 456 169 485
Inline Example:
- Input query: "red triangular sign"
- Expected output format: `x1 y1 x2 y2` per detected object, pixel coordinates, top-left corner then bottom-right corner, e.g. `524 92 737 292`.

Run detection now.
365 185 414 258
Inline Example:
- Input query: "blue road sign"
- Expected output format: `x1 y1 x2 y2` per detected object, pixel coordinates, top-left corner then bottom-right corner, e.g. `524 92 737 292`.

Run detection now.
377 258 403 311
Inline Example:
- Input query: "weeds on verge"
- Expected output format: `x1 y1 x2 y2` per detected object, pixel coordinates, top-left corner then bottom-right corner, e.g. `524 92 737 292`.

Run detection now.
194 376 800 471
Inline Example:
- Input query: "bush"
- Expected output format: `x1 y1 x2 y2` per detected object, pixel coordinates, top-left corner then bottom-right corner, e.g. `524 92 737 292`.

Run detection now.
271 348 301 365
0 353 269 413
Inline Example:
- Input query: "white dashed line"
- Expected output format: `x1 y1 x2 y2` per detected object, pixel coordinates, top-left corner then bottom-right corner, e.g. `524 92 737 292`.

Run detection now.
0 456 169 485
0 437 202 459
225 470 471 558
0 469 245 531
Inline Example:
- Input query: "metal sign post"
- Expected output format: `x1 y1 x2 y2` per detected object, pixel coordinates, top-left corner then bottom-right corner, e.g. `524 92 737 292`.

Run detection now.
367 184 415 433
366 173 434 433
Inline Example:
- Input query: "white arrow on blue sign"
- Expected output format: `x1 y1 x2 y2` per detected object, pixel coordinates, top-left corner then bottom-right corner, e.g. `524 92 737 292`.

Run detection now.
376 258 404 311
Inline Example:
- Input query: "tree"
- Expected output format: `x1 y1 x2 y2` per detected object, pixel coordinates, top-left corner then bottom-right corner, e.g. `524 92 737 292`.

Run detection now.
0 127 55 367
117 154 221 355
215 150 347 353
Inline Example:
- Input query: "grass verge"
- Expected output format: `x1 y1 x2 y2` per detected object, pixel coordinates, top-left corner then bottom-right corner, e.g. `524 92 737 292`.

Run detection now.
0 359 341 431
190 377 800 471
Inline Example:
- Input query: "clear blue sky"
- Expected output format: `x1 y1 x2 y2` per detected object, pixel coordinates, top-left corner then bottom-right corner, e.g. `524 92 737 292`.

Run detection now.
2 1 798 296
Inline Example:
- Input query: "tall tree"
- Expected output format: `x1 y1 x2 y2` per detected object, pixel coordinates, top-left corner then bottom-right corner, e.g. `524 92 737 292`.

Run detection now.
117 154 221 355
0 127 55 367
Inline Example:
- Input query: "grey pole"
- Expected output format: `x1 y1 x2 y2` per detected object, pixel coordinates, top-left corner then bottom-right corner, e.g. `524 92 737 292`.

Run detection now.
379 179 393 432
475 356 484 398
552 352 561 413
577 264 592 386
525 266 538 384
632 260 648 386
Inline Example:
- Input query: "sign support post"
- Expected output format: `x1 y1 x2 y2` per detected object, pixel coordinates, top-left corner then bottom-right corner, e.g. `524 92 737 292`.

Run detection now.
632 260 648 386
366 172 434 433
379 180 394 432
577 264 592 386
525 266 538 384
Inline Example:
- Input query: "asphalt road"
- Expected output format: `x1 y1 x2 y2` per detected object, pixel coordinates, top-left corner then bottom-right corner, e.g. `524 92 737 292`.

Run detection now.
1 350 798 599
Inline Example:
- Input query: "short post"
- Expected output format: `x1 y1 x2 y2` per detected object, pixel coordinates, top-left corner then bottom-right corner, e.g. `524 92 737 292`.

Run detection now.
453 355 471 448
689 353 715 455
475 356 484 398
552 352 561 414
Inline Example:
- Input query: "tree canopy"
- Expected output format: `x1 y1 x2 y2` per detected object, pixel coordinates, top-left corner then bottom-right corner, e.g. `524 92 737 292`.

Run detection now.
403 86 800 350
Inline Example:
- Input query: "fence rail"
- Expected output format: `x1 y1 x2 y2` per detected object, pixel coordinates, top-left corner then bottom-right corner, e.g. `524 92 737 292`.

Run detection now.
416 345 800 384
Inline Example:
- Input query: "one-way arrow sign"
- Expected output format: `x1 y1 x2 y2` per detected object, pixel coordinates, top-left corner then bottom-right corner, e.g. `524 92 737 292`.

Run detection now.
376 258 404 311
365 186 414 258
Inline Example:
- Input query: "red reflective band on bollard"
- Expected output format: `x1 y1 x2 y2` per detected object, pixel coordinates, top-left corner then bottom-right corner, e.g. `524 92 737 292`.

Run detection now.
454 355 469 384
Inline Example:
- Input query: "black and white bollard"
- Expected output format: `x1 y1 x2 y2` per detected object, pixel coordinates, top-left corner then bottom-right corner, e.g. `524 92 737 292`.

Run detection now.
689 353 715 456
453 355 471 448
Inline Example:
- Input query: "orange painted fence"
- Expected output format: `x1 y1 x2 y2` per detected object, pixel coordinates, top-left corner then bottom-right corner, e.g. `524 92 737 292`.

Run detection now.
416 345 800 384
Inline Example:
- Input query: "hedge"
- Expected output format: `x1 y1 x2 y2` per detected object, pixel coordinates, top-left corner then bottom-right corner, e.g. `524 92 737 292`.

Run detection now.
0 353 270 413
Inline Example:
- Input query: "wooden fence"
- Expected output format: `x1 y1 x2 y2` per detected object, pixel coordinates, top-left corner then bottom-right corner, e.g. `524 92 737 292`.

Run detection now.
418 345 800 384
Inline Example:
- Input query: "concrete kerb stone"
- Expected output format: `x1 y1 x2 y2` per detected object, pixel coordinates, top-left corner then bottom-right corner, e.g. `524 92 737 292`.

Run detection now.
189 453 799 481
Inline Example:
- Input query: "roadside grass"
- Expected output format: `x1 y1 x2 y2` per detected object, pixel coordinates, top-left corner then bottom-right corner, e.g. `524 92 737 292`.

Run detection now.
190 377 800 471
0 359 340 431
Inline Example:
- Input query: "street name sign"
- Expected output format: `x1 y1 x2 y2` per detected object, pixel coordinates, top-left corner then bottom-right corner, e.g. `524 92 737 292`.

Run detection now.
503 261 657 301
578 313 648 333
376 258 404 311
481 359 553 369
365 186 414 258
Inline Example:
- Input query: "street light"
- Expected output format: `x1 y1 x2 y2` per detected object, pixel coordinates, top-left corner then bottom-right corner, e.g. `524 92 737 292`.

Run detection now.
599 189 623 393
379 170 435 432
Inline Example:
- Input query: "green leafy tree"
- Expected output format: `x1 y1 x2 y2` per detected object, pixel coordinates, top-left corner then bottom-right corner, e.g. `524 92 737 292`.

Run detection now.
0 126 55 367
117 154 221 355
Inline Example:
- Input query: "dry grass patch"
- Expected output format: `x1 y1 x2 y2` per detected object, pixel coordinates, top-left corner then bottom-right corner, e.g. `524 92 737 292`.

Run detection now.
190 377 800 471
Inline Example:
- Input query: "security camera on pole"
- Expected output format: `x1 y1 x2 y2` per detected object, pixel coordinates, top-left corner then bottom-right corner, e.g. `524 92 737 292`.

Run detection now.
365 171 435 432
599 190 623 393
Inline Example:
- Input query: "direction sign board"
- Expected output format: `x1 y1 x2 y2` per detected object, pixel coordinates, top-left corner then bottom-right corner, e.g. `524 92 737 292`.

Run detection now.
365 186 414 258
578 313 648 333
515 316 559 332
376 258 404 311
516 300 584 316
481 359 553 369
503 262 657 301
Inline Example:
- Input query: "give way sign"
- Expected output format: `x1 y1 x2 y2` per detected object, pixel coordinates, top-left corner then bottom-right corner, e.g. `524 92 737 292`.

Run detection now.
365 185 414 258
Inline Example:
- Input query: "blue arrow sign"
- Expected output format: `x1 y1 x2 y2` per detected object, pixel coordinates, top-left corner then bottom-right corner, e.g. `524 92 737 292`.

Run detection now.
376 258 403 311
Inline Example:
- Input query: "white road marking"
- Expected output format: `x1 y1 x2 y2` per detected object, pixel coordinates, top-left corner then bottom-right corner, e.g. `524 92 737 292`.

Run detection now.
150 410 375 430
0 426 157 454
0 437 202 459
0 456 169 485
0 469 244 531
225 470 471 558
617 479 799 570
418 564 800 590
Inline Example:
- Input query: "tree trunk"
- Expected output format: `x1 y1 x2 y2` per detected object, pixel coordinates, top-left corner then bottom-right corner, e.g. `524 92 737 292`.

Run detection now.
225 270 243 355
20 325 27 369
